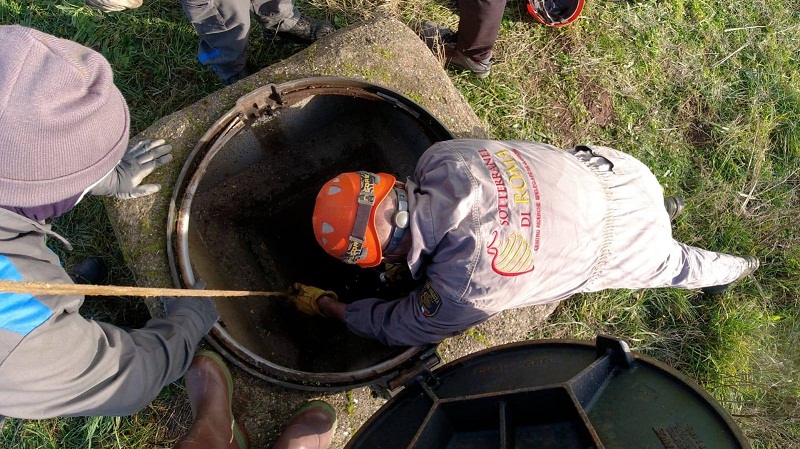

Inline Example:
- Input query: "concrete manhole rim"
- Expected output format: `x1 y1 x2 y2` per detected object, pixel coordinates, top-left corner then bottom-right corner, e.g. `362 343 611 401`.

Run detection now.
166 77 451 391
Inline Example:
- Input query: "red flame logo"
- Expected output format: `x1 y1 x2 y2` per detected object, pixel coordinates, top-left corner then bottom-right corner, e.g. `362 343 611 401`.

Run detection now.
486 231 535 276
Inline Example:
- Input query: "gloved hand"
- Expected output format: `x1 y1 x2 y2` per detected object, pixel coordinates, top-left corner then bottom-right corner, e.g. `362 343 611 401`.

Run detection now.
378 262 410 285
287 283 338 316
162 280 220 327
85 0 143 12
90 139 173 199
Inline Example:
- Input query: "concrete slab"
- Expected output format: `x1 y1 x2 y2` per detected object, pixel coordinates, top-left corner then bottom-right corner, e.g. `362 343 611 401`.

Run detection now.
105 15 555 448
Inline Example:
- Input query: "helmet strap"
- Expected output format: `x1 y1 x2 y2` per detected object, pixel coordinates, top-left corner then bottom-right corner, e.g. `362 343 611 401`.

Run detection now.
342 171 379 264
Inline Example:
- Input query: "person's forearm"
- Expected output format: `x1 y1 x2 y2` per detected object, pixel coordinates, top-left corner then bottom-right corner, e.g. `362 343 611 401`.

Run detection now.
317 295 346 321
0 311 212 419
341 286 494 347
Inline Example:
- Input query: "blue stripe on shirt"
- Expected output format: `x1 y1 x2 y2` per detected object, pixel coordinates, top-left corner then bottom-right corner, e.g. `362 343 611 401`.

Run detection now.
0 254 53 336
198 48 221 63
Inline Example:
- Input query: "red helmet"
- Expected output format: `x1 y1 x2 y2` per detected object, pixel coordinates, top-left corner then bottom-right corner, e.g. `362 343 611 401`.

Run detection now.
527 0 585 27
313 171 396 268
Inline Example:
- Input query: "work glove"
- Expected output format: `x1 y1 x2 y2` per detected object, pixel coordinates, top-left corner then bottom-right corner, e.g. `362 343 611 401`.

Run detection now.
378 262 411 286
162 280 220 329
84 0 143 12
287 283 338 317
90 139 173 199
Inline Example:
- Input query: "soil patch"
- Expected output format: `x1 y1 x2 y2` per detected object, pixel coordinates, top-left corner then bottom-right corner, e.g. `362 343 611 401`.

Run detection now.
681 97 716 149
581 75 615 127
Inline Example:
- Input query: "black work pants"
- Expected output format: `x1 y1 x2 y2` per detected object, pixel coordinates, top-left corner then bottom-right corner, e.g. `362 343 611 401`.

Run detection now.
457 0 507 60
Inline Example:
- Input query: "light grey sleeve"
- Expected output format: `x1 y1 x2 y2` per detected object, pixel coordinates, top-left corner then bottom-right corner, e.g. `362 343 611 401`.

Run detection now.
0 304 215 419
343 281 493 347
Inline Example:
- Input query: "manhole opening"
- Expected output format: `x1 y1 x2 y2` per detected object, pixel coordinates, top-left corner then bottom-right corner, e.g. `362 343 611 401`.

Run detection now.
181 89 446 378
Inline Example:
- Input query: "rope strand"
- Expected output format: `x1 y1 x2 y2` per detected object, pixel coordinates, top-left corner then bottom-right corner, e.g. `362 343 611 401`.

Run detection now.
0 280 283 298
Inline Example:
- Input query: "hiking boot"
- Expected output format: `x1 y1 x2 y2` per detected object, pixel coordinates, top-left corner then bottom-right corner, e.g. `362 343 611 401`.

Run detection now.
664 195 685 222
175 351 250 449
701 256 760 295
443 44 492 78
263 15 334 44
419 20 457 54
272 400 337 449
418 21 492 78
67 257 109 285
223 68 250 86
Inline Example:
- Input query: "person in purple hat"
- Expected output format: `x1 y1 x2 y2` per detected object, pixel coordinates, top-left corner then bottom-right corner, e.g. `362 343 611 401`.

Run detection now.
0 25 218 423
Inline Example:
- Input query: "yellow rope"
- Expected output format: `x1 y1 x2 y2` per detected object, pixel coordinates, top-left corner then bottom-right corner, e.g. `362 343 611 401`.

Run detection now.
0 280 283 298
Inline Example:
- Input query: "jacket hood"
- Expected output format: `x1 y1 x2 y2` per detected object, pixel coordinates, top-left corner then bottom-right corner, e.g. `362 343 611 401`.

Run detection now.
0 208 73 250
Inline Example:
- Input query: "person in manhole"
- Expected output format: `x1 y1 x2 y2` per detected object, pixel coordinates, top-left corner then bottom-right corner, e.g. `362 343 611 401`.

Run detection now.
0 25 218 423
289 140 760 346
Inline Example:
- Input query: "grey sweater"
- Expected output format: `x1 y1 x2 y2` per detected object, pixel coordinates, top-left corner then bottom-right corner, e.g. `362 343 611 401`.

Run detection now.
0 208 215 419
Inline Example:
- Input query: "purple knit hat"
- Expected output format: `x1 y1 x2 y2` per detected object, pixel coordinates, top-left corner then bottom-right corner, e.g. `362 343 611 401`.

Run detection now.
0 25 130 207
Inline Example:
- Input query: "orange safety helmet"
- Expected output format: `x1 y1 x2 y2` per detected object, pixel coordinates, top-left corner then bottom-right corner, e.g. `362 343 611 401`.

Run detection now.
313 171 397 268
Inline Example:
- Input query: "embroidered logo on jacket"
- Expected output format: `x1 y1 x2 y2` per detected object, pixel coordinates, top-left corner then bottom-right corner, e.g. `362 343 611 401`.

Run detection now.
487 231 535 276
477 147 542 277
418 282 442 317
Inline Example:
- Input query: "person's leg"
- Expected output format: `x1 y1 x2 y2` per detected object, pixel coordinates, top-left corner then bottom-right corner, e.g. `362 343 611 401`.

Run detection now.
456 0 507 60
253 0 334 44
427 0 504 77
272 401 337 449
179 0 251 84
173 351 249 449
575 145 756 292
660 242 757 290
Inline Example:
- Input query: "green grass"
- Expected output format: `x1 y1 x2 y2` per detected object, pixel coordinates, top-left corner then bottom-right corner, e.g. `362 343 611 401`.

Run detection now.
1 0 798 447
